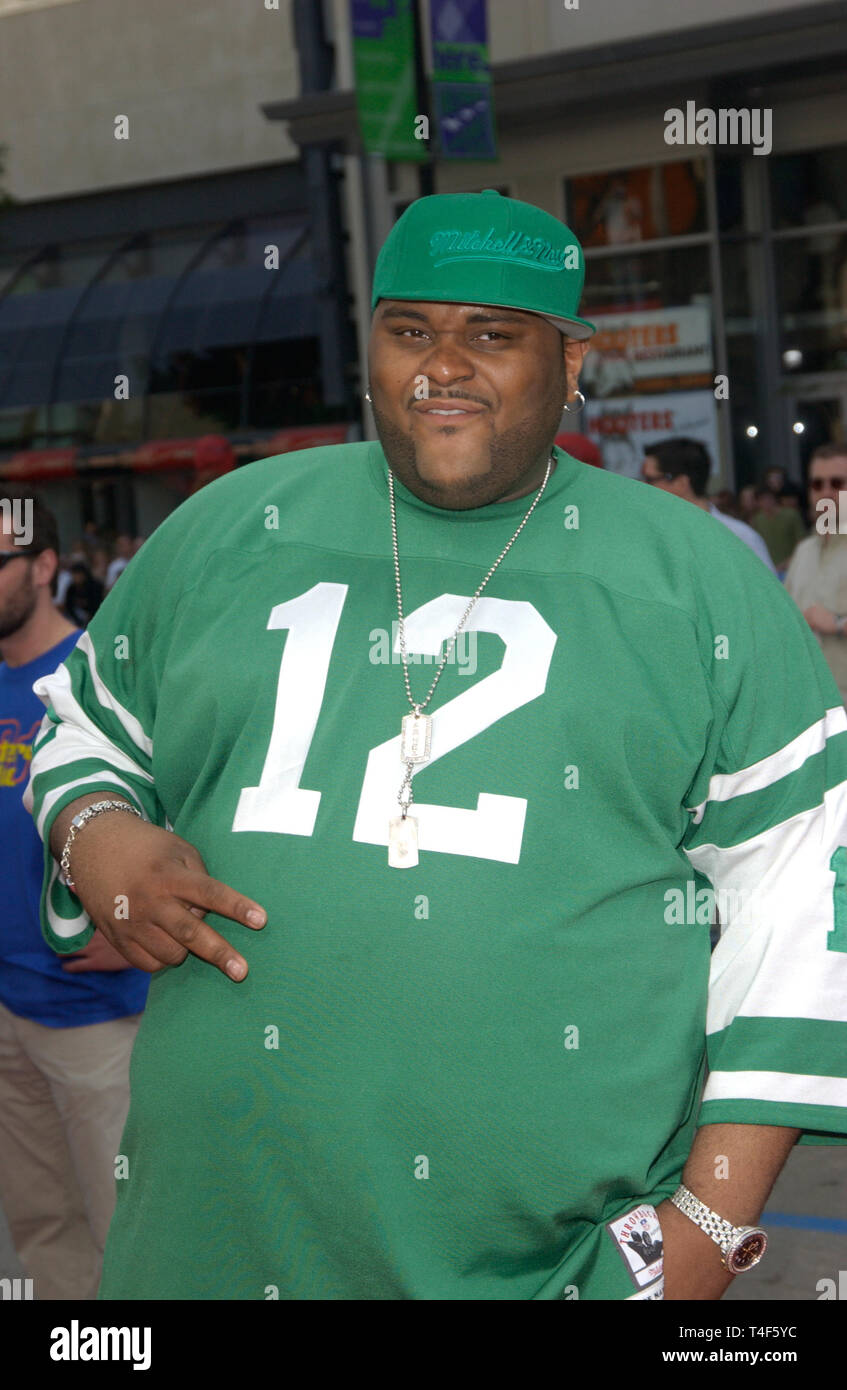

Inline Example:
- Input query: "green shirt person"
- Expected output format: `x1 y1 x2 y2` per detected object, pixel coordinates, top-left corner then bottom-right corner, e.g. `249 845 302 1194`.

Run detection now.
24 190 847 1302
752 486 807 569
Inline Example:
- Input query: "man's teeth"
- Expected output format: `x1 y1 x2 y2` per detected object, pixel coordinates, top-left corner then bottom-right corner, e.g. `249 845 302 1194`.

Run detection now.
429 407 469 414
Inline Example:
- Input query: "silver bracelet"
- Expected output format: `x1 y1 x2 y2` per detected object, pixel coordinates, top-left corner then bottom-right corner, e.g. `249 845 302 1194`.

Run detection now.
59 799 143 894
670 1183 768 1274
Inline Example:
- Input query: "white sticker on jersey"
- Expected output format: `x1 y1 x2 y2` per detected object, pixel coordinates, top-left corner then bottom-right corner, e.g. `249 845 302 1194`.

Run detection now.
626 1276 665 1300
607 1203 664 1290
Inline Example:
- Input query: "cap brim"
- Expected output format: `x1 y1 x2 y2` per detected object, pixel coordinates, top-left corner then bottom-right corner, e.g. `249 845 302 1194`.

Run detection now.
535 311 596 341
372 296 595 340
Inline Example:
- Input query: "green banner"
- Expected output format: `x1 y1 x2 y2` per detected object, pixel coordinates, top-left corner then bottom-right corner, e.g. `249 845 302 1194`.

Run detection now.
351 1 427 162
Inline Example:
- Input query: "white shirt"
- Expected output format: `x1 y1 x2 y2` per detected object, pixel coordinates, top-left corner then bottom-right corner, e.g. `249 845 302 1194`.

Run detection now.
709 505 778 575
105 556 130 591
785 532 847 703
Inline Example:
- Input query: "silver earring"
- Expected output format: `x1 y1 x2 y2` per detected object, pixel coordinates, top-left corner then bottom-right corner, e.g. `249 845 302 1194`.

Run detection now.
364 387 372 403
562 390 586 414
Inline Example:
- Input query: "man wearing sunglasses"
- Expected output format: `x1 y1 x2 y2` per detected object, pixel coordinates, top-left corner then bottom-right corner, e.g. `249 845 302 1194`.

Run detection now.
786 443 847 706
640 438 777 574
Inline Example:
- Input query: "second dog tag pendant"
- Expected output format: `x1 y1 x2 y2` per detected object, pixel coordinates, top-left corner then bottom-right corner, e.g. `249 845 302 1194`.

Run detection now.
388 815 419 868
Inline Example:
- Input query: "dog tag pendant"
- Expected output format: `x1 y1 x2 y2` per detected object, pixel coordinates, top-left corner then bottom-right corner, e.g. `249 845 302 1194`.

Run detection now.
388 815 419 868
400 711 431 764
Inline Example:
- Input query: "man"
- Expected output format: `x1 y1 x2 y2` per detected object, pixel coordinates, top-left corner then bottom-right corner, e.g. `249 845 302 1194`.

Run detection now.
104 534 135 593
785 442 847 705
0 485 148 1299
61 558 103 628
641 437 777 573
751 482 807 576
24 191 847 1301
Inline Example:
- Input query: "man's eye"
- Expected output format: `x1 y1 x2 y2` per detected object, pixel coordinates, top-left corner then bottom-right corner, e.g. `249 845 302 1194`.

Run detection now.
393 329 508 341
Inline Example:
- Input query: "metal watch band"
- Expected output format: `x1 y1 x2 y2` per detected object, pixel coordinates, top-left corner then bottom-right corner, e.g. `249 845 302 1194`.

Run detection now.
670 1183 768 1274
671 1184 737 1243
59 799 143 893
836 614 847 635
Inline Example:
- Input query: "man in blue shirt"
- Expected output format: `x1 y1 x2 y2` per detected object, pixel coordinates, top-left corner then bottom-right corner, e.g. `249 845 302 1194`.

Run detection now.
0 485 148 1299
641 438 779 574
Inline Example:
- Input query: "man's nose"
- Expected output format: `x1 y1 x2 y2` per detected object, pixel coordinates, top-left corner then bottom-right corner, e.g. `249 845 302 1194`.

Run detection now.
417 337 476 377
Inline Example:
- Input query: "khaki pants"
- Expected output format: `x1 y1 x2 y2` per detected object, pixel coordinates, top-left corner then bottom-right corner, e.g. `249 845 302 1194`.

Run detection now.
0 999 141 1300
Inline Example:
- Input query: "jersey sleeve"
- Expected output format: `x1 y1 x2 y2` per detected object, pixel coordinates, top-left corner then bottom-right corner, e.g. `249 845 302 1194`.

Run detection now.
22 502 200 954
681 535 847 1142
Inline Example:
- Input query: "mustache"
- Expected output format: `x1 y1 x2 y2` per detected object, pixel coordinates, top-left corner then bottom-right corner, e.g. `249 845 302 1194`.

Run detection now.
408 393 489 408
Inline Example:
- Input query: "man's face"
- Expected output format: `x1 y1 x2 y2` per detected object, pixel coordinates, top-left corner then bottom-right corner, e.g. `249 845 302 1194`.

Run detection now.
0 525 38 641
809 455 847 515
641 455 676 493
367 299 586 510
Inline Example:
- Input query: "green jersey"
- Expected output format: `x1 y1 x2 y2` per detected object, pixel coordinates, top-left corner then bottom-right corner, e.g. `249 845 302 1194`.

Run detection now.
25 442 847 1300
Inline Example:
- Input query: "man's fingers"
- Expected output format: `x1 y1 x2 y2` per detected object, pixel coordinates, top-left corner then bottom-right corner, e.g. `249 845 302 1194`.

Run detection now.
87 933 169 974
155 903 251 980
167 868 267 931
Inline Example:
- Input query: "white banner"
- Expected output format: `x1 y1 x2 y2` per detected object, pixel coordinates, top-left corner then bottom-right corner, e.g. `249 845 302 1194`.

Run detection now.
582 306 713 397
582 389 720 479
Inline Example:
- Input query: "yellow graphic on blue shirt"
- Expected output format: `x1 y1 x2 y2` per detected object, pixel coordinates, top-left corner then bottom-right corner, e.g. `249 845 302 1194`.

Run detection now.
0 718 41 789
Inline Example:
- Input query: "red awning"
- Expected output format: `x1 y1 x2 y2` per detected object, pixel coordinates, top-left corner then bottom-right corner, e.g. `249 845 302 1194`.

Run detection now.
0 448 78 480
1 425 352 482
133 434 236 474
263 425 348 455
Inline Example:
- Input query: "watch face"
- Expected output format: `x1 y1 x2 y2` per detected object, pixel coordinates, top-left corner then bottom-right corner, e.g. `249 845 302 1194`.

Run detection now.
726 1230 768 1274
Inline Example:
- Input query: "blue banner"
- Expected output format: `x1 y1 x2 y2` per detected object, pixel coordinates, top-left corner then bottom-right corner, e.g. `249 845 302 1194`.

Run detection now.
429 0 498 161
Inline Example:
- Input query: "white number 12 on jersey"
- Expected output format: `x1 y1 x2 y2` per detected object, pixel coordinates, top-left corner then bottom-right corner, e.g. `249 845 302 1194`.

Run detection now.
233 582 556 864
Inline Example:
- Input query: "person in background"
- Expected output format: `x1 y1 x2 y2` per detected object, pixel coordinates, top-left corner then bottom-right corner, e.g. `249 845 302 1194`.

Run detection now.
53 553 73 611
0 483 148 1300
778 479 807 522
737 484 758 523
712 488 740 518
751 484 807 577
105 534 135 592
641 438 777 574
785 442 847 706
62 560 104 628
765 466 787 495
88 546 110 588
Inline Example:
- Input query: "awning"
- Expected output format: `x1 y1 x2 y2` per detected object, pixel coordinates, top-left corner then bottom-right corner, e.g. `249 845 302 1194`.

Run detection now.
0 424 355 482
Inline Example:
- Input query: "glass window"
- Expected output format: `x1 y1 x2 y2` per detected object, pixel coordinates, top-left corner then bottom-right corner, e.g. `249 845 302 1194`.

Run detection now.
151 218 314 380
565 160 707 247
0 248 31 297
770 145 847 230
715 158 744 234
579 250 713 401
249 338 337 429
581 244 711 319
774 232 847 374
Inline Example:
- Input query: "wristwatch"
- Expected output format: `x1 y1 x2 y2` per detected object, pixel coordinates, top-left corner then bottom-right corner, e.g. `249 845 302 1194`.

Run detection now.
670 1184 768 1273
835 614 847 636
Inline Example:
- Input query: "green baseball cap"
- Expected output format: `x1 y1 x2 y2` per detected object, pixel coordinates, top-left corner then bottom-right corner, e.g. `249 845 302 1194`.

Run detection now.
371 188 595 341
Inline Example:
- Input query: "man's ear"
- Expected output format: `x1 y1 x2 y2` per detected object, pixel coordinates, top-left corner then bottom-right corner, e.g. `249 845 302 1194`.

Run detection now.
563 338 591 395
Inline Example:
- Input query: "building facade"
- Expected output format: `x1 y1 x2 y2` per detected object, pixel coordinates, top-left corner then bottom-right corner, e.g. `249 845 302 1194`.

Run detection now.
1 0 846 541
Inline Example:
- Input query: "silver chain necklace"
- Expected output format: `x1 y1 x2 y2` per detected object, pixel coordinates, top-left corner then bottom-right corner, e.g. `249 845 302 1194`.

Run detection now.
386 451 555 867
